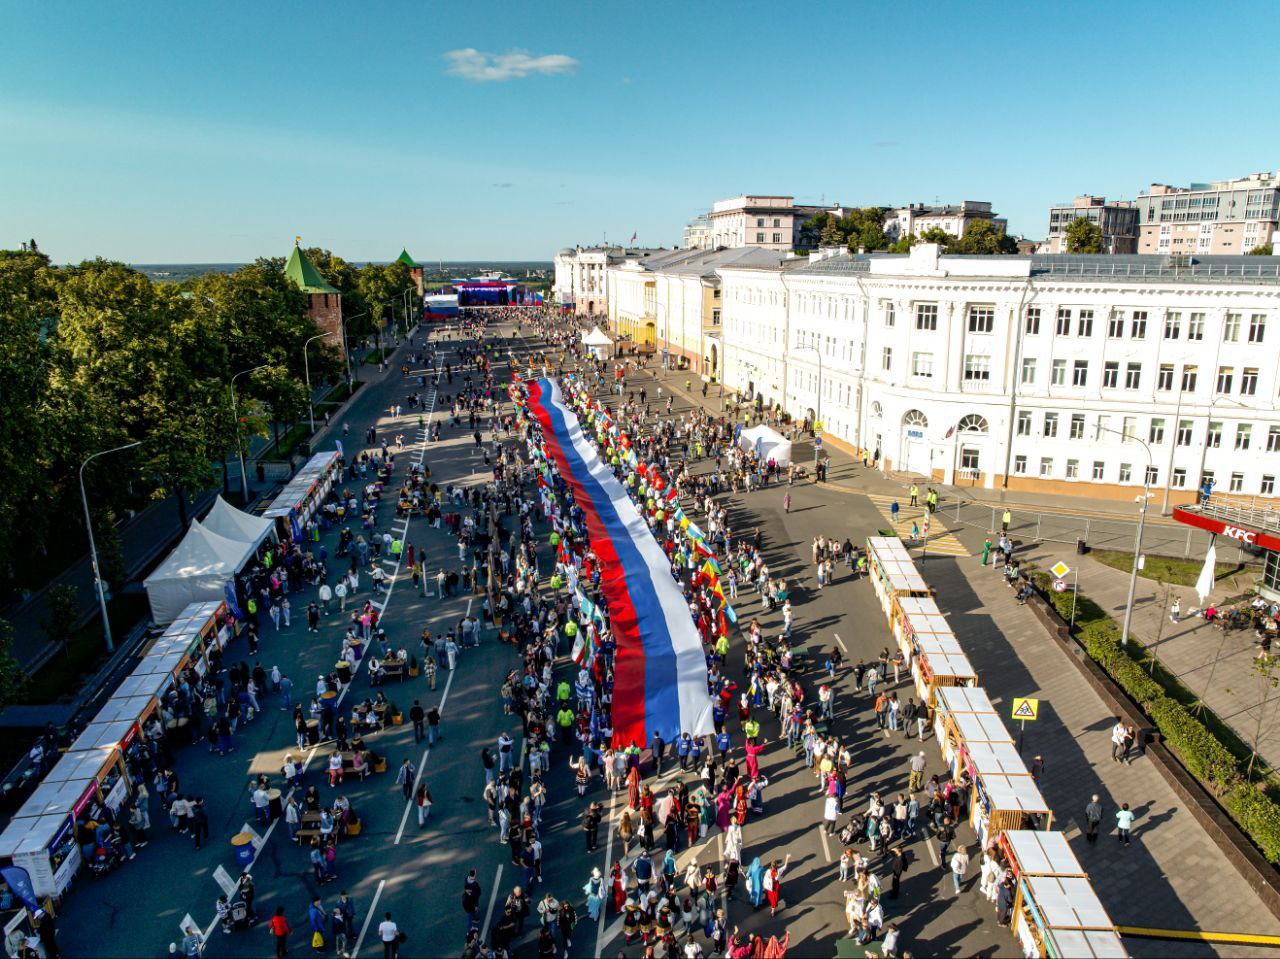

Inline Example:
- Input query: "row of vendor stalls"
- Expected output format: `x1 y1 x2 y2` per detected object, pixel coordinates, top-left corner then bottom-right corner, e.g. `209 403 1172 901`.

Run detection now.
864 537 1125 958
0 601 232 903
263 450 341 539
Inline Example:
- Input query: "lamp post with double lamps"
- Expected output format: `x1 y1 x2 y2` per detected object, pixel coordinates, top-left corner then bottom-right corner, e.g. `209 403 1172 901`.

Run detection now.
80 440 142 652
1096 422 1155 648
230 364 269 497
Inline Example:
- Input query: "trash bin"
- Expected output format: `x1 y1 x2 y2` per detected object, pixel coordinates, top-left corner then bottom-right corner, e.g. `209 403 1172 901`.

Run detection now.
231 832 256 867
336 661 352 685
1076 538 1088 555
305 719 320 746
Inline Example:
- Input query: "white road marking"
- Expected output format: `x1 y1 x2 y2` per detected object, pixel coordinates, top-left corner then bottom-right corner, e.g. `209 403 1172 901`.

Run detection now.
480 863 504 945
818 824 833 862
834 632 848 652
595 788 619 956
352 877 386 956
927 838 941 866
392 666 456 845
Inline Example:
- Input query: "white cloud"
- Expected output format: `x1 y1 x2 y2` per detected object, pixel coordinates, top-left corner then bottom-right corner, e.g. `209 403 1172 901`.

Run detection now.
443 48 578 82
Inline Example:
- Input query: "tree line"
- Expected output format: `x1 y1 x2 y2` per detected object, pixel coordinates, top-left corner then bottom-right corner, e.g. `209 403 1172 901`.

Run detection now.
801 209 1020 255
0 246 414 599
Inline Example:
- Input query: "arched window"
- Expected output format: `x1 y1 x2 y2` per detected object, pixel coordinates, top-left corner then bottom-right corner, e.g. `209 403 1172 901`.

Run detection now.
871 401 883 419
903 409 928 429
958 414 989 433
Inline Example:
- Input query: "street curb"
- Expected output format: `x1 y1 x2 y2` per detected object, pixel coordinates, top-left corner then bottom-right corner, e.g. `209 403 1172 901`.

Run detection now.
1023 587 1280 920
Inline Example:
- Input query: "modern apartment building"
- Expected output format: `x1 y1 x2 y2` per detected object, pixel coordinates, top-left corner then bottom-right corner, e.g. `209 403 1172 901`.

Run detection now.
884 201 1006 243
1045 196 1139 254
1134 171 1280 255
708 244 1280 505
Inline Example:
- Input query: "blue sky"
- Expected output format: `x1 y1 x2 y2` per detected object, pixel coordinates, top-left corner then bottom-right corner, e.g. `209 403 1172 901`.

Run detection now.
3 0 1279 263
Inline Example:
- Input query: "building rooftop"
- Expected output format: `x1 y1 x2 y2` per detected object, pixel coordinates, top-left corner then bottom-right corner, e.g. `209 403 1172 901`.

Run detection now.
284 244 340 295
642 246 789 278
396 249 417 268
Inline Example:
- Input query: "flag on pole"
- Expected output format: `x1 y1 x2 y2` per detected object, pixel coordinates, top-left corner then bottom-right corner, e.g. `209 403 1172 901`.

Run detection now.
1195 539 1217 605
630 232 637 244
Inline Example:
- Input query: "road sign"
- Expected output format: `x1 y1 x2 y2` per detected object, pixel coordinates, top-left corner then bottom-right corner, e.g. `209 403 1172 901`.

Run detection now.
814 436 823 448
1049 561 1071 580
1053 579 1067 592
1011 697 1039 721
815 421 824 435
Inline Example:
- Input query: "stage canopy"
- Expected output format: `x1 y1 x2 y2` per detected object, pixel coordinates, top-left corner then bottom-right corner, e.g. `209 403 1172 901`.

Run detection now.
737 424 793 466
143 520 256 625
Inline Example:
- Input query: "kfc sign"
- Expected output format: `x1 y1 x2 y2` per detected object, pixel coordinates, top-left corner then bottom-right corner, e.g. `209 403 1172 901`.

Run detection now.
1173 507 1280 552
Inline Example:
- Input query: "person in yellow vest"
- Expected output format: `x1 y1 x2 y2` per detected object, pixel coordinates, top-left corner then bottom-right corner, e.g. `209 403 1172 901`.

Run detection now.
1001 509 1012 533
556 704 575 744
743 717 760 741
715 634 730 660
909 484 919 507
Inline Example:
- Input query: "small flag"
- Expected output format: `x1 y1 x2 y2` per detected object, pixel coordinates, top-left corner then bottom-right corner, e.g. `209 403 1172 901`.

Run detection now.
629 232 637 244
945 425 955 439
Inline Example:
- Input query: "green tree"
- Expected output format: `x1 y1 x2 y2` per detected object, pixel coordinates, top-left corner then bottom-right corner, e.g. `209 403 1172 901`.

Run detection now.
1248 243 1274 256
42 583 81 660
1065 217 1103 254
888 233 916 254
252 364 310 449
0 619 27 708
819 221 846 248
949 219 1018 255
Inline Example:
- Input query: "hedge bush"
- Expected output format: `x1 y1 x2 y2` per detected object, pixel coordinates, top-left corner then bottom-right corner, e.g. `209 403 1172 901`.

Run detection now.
1146 696 1240 793
1225 783 1280 864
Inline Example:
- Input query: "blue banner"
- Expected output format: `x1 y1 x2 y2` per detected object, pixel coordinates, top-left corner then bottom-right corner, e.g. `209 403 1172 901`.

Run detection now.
1 865 39 913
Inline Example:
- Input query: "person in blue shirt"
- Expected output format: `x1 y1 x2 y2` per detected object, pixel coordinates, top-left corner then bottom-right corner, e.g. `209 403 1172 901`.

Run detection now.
716 730 731 755
650 731 665 774
689 737 703 766
677 733 692 770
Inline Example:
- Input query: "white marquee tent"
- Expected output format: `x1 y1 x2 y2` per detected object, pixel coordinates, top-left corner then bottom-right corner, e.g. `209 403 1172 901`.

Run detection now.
200 496 275 551
581 326 614 361
737 424 793 466
143 520 256 625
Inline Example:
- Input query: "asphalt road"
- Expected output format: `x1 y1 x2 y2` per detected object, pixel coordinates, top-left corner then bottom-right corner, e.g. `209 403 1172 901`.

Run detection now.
55 320 1018 959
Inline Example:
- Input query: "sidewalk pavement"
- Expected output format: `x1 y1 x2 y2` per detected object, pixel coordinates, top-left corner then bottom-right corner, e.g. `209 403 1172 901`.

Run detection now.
647 362 1280 953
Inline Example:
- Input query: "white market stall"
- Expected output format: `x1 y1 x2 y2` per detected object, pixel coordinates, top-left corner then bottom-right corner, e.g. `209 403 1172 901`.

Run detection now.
263 450 341 541
737 424 793 467
143 520 256 625
934 686 1014 769
580 326 615 361
200 495 275 552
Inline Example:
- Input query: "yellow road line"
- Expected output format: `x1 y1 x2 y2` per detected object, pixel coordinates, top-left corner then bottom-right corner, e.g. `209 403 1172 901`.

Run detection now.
1116 926 1280 946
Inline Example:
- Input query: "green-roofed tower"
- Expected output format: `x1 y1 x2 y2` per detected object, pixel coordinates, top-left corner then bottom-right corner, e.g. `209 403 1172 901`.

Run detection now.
285 243 340 294
285 239 345 362
396 247 425 296
396 249 417 268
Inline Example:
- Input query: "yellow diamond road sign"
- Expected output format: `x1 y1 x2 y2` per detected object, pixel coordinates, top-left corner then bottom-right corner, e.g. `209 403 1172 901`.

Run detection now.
1011 697 1039 721
1050 561 1071 580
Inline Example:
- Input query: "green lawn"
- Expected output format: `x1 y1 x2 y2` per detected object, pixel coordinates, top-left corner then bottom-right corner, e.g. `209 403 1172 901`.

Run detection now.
1089 547 1256 589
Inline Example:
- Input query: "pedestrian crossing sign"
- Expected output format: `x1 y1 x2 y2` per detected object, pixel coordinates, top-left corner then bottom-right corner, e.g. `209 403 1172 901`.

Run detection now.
1011 697 1039 721
1050 561 1071 580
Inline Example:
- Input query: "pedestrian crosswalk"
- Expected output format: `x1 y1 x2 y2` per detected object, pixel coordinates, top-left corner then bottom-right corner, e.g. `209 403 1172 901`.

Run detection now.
865 493 970 557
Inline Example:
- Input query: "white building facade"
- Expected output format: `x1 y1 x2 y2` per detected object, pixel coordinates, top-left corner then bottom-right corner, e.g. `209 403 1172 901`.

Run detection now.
716 245 1280 504
554 246 671 317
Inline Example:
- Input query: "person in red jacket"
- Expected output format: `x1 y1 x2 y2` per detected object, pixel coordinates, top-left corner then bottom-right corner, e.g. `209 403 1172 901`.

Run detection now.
269 906 291 958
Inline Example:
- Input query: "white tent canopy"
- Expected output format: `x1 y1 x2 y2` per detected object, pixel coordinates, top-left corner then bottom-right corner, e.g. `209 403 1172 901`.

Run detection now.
201 496 275 550
737 424 793 466
143 520 255 625
581 326 613 346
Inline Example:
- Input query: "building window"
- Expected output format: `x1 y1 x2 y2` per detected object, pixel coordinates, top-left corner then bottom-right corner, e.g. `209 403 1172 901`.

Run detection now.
916 304 938 331
958 414 990 433
963 354 990 381
1016 411 1032 436
1164 312 1181 339
1146 465 1160 486
756 218 764 228
1073 361 1089 387
772 233 782 244
1241 368 1258 396
911 352 933 378
1216 366 1233 394
1066 459 1079 479
1236 424 1253 450
1150 418 1165 444
1102 362 1119 388
1015 455 1028 474
1188 313 1205 340
1249 314 1267 343
1092 461 1105 480
1024 307 1041 335
772 218 780 228
1182 365 1198 392
1122 416 1137 441
1043 412 1059 437
1020 358 1036 384
1269 425 1280 452
1039 457 1053 477
1070 414 1085 439
1206 421 1222 448
1263 475 1276 496
1224 313 1242 342
1056 309 1071 335
1107 312 1124 338
1077 310 1094 337
1119 463 1132 483
1157 364 1174 391
968 305 995 333
883 302 895 327
1051 360 1066 386
882 347 892 371
1202 470 1215 491
1173 467 1187 488
756 232 765 243
1131 311 1147 339
1125 363 1141 390
960 447 980 471
1230 472 1245 493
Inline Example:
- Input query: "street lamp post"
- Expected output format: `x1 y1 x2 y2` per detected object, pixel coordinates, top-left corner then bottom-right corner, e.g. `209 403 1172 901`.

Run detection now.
342 311 367 386
230 364 269 497
793 346 824 469
80 441 142 652
1096 423 1155 648
303 332 335 434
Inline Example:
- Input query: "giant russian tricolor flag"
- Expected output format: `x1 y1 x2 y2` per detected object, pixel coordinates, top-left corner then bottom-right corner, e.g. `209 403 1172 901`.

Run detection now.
526 378 714 746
